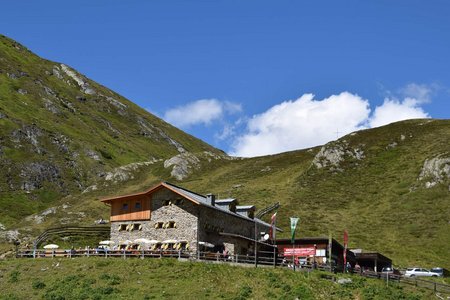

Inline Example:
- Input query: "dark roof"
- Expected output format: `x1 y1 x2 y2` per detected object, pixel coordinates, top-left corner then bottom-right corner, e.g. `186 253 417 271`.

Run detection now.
236 205 255 211
101 181 273 228
354 252 392 263
215 198 236 204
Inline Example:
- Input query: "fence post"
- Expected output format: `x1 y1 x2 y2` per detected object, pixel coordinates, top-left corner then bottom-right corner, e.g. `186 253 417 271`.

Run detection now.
434 282 437 293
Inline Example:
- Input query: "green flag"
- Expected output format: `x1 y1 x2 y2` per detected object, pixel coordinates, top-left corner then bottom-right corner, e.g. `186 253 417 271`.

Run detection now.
290 217 299 243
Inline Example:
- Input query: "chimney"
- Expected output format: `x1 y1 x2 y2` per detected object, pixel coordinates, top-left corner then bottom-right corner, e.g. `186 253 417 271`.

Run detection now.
215 199 237 212
206 193 216 206
236 206 255 219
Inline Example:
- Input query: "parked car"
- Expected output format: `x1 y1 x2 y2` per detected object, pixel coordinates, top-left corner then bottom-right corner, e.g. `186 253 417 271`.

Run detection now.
430 267 449 277
404 268 440 277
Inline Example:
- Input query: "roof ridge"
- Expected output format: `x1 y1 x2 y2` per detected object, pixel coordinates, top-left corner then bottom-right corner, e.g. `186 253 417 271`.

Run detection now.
163 181 206 199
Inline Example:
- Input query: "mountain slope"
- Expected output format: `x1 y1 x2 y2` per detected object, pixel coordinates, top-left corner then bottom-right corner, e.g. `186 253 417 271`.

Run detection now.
0 34 225 228
0 35 449 269
180 119 450 268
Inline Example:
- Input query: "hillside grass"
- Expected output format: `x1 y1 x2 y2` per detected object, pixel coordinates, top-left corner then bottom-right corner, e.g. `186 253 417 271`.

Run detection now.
0 34 222 227
0 257 433 299
11 120 447 270
1 34 449 273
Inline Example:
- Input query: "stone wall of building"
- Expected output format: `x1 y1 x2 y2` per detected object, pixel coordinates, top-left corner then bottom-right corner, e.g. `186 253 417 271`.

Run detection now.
109 186 270 255
111 188 200 251
198 205 270 255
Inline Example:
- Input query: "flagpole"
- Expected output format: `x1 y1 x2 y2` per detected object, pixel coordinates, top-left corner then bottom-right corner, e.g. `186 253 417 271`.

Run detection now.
271 212 277 267
292 239 295 271
290 217 299 272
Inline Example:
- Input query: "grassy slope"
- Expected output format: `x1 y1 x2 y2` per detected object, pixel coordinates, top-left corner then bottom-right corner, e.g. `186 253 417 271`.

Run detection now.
12 120 449 271
0 257 433 299
1 35 449 271
177 119 450 269
0 34 222 227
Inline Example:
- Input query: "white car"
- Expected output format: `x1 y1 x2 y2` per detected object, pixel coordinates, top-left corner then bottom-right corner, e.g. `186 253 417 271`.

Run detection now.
404 268 439 277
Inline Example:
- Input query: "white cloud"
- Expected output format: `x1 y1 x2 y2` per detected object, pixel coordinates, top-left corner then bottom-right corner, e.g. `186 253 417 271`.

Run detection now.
231 84 434 157
230 92 371 157
368 98 429 128
399 83 435 104
163 99 242 128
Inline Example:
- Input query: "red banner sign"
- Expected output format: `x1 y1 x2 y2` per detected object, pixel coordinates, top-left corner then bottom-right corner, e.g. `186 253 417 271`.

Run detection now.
284 247 315 257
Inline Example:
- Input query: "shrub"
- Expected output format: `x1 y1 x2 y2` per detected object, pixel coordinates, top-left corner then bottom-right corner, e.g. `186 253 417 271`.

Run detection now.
235 285 252 300
32 279 46 289
8 270 20 283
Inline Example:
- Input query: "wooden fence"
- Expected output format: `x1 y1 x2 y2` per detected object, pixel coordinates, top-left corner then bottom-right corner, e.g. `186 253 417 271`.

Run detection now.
15 248 450 295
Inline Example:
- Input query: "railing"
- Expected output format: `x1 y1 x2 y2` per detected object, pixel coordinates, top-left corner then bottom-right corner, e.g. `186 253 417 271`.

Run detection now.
15 248 330 270
15 249 450 295
398 276 450 294
33 226 110 249
355 270 450 294
255 202 280 219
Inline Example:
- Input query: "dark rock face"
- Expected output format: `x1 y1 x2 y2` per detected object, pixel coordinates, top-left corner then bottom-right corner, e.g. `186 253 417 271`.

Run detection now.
19 162 62 191
11 125 44 154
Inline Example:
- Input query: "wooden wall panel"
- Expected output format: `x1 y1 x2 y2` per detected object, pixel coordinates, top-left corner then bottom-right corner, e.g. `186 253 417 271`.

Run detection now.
109 195 151 221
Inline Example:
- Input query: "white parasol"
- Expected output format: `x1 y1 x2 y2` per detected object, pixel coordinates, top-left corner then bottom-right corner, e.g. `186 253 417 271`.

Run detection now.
199 241 214 248
99 240 115 245
43 244 59 249
119 240 133 245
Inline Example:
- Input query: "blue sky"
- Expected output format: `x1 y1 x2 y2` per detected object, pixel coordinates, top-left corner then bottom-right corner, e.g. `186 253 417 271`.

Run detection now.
2 1 449 156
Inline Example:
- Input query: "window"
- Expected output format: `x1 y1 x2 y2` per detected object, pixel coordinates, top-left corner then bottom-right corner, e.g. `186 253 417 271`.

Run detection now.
135 202 141 209
163 200 171 206
132 223 142 231
118 224 127 231
167 221 177 228
122 203 128 210
154 222 164 229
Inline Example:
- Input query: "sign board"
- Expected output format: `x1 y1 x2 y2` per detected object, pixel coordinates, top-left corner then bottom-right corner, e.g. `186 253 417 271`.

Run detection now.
316 249 326 257
284 247 315 257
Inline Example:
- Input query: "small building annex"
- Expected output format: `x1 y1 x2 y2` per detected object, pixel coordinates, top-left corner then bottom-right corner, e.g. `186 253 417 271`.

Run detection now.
100 181 272 255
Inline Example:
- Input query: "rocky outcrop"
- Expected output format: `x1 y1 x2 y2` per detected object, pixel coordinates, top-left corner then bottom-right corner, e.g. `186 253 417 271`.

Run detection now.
0 229 19 243
25 207 57 224
418 154 450 188
104 160 161 184
312 140 365 170
19 162 62 191
60 64 96 95
137 117 186 153
164 153 201 180
11 125 43 154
